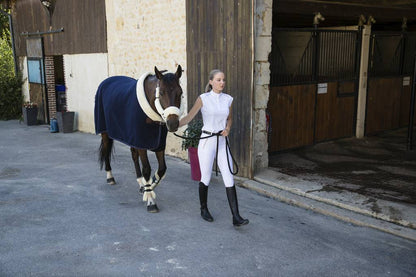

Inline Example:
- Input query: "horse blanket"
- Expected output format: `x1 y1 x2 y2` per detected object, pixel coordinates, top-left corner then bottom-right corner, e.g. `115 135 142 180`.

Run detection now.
94 76 168 151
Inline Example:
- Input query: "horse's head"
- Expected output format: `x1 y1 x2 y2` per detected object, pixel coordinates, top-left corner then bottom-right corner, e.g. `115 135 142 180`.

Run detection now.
154 65 183 132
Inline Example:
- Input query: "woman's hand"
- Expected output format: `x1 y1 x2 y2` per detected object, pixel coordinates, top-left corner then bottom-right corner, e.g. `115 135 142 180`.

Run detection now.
221 128 230 137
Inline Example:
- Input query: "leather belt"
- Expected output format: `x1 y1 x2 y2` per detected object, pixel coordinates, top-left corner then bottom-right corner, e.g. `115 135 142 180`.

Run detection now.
202 130 220 136
173 129 238 175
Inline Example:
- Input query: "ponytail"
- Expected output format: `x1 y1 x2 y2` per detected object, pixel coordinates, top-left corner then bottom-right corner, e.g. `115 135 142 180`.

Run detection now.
205 83 212 92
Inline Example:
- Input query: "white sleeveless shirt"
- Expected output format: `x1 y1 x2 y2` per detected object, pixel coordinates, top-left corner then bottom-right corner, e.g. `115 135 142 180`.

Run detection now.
200 90 233 133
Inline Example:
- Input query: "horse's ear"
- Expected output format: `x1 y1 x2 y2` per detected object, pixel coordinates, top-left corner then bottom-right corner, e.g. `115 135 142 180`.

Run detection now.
155 66 163 80
175 65 182 79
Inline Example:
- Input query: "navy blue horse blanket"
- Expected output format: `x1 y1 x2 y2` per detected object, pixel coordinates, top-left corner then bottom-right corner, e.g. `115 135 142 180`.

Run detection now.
94 76 168 151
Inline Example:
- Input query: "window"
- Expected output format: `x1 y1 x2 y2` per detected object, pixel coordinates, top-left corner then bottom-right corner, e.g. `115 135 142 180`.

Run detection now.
27 58 44 84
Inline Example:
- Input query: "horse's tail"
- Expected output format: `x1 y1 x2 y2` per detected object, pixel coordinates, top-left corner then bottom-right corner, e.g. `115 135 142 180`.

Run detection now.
98 134 114 170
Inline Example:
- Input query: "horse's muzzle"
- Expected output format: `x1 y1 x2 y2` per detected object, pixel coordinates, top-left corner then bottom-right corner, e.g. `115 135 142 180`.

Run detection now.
166 114 179 132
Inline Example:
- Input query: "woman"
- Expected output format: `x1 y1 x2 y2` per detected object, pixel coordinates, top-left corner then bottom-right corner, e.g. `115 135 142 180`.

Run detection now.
179 69 249 226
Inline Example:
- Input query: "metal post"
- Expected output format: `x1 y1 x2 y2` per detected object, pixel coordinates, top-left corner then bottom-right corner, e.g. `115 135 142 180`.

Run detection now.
407 50 416 150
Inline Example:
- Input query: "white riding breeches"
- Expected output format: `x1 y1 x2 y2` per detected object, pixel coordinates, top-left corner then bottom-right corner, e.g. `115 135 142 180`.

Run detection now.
198 135 234 187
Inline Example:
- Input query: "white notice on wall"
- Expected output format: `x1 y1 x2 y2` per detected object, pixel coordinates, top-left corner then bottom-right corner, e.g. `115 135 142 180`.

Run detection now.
403 76 410 86
317 83 328 94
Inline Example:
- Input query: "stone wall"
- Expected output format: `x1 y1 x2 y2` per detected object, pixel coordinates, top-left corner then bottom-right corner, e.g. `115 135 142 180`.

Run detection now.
105 0 187 159
253 0 273 172
19 57 30 103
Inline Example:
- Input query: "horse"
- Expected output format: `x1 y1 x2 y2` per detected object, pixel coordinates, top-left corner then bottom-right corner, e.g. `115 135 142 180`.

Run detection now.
94 65 183 213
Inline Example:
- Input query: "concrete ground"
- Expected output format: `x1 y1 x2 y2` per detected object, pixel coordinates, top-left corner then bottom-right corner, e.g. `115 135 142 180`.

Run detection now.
1 120 416 276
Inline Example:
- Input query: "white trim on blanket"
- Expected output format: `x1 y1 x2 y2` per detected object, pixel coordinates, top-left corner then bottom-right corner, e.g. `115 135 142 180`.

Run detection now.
136 73 163 122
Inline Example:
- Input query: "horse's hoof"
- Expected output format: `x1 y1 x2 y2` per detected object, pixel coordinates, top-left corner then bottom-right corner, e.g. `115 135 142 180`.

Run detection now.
147 204 159 213
107 177 116 185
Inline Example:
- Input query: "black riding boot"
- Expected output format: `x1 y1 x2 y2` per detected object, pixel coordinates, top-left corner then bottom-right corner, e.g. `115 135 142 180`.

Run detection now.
226 186 249 226
199 182 213 222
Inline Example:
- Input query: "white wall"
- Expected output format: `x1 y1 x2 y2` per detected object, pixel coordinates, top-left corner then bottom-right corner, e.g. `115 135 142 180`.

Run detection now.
63 53 109 133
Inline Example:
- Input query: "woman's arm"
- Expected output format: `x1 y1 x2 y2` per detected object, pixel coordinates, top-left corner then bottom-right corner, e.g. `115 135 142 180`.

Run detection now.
221 104 233 137
179 96 203 127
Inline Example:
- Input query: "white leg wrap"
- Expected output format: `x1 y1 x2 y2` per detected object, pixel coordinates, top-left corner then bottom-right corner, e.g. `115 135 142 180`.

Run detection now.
142 177 156 203
106 171 113 179
141 171 166 204
150 171 165 190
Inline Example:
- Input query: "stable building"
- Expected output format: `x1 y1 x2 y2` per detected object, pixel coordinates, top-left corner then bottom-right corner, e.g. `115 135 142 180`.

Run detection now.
3 0 416 179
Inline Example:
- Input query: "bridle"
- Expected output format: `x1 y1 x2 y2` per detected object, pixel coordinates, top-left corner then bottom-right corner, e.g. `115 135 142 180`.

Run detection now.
136 72 184 124
154 84 184 122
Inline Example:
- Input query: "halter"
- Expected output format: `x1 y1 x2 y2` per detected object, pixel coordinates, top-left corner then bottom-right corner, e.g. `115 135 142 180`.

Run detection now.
155 85 184 122
136 72 184 123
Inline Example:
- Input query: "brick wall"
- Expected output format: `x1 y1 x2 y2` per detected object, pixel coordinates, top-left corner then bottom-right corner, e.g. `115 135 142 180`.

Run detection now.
44 56 56 120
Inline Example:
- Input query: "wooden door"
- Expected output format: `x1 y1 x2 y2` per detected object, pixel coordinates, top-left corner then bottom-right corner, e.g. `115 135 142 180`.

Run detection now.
366 77 402 135
267 85 316 152
186 0 253 177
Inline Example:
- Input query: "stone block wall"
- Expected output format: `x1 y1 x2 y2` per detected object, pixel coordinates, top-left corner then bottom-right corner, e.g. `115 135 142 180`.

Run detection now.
105 0 187 159
254 0 273 172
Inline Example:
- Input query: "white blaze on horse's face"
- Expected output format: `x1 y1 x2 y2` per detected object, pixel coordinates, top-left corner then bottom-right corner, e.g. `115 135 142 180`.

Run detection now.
154 65 183 132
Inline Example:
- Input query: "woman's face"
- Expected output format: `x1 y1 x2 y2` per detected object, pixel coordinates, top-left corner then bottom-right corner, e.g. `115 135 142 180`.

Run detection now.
210 72 225 93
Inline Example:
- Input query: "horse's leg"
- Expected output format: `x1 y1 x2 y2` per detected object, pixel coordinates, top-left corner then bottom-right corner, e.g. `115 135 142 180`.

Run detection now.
99 132 116 185
153 150 167 188
138 149 159 213
130 147 144 193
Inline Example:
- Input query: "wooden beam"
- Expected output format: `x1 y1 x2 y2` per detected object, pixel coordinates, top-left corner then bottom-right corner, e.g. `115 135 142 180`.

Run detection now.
276 0 416 24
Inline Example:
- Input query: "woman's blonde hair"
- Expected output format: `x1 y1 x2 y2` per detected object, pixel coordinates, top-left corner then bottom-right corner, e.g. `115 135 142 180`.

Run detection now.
205 69 224 92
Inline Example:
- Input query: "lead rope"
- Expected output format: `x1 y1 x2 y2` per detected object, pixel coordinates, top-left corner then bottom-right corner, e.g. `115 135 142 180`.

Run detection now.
173 131 238 175
225 136 239 175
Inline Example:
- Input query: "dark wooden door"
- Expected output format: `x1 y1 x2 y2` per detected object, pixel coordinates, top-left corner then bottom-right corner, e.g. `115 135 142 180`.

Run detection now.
315 81 356 142
366 77 402 135
366 32 416 134
186 0 253 177
267 85 316 151
26 37 47 123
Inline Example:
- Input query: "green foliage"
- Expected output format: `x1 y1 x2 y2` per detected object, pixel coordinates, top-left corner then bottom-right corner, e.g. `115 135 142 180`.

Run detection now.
0 73 23 120
0 36 22 120
181 119 203 150
0 8 10 42
0 37 13 77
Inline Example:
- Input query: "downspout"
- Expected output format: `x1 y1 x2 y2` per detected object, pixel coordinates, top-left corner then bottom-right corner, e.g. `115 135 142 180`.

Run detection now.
0 8 18 76
250 0 255 179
